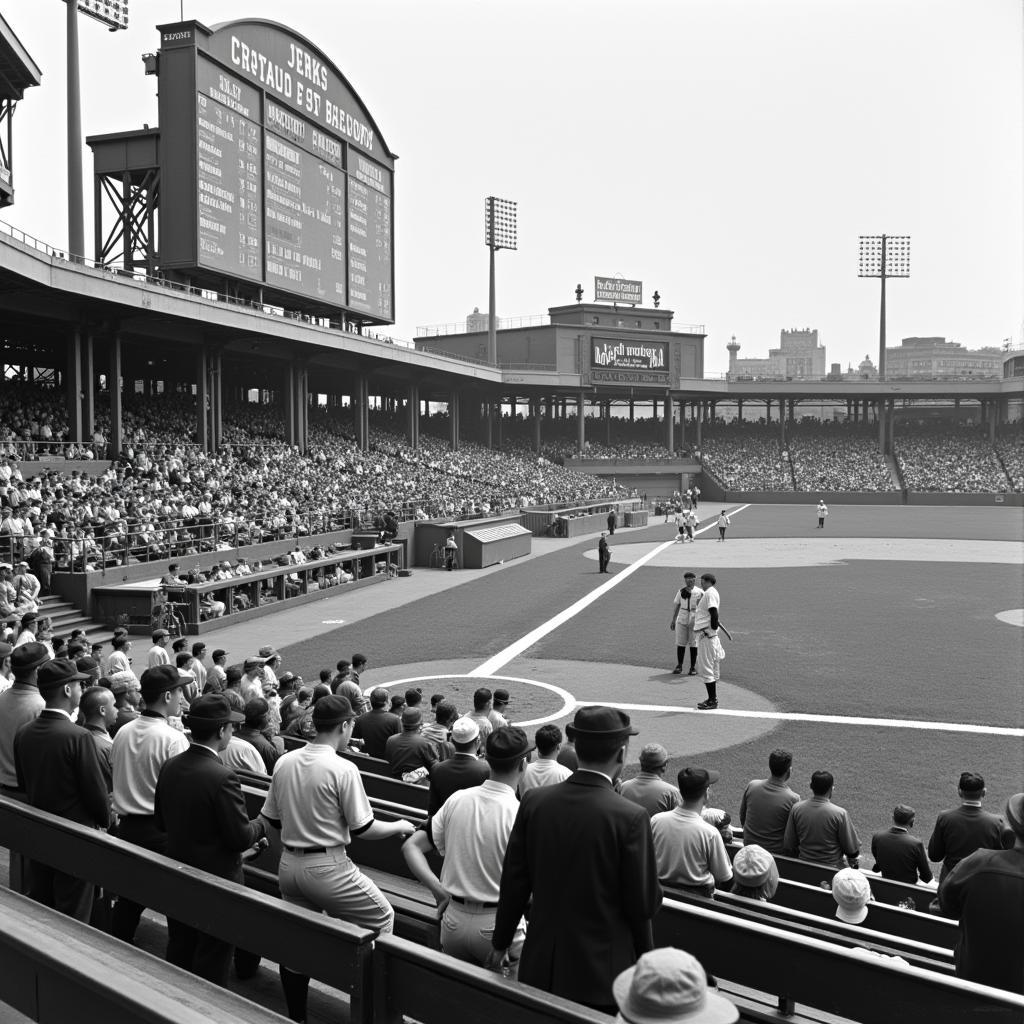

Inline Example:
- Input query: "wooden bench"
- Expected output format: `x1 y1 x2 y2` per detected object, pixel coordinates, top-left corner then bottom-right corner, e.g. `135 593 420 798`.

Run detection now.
0 794 376 1024
652 898 1024 1024
0 886 289 1024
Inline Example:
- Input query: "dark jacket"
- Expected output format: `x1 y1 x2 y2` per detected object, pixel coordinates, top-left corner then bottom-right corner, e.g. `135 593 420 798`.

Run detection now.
870 826 933 884
154 744 266 882
352 709 401 760
384 730 437 779
14 710 110 828
492 771 662 1006
928 804 1008 881
235 724 280 775
427 753 490 816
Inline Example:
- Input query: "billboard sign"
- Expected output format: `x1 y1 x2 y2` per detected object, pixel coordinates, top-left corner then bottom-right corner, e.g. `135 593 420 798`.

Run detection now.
595 276 642 305
592 338 668 372
157 18 395 322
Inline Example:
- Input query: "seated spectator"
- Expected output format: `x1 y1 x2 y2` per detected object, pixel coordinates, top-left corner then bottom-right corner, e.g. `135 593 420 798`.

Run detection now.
519 725 572 795
832 867 873 924
784 770 860 870
384 707 438 783
651 767 733 896
612 947 738 1024
730 844 779 901
739 748 799 854
870 804 933 885
351 686 400 759
421 700 456 761
620 743 680 816
235 698 281 774
427 716 489 816
927 771 1009 883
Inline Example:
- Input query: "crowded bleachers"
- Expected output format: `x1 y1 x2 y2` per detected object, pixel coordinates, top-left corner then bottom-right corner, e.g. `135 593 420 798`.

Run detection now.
787 422 895 492
700 422 794 491
895 424 1013 493
994 430 1024 493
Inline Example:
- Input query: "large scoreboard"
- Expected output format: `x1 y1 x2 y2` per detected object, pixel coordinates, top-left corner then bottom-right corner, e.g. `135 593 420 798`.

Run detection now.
157 19 395 323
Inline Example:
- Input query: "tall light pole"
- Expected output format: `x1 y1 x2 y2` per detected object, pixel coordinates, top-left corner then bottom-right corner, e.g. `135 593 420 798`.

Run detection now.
484 196 517 366
63 1 129 259
858 234 910 382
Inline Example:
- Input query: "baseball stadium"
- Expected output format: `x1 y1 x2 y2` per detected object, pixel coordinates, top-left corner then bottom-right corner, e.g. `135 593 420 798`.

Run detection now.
0 6 1022 1024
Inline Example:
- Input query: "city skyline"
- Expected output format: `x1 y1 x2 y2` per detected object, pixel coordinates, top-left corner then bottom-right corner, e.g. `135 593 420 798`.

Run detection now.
2 0 1021 376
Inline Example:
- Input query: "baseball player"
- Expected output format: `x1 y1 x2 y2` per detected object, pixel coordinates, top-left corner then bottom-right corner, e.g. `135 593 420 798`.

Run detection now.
816 500 828 529
693 573 733 709
669 572 704 675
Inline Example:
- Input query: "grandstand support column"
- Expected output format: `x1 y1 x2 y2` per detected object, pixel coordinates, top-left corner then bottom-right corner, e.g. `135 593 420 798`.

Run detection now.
605 401 612 446
283 364 296 447
210 351 223 450
877 400 885 453
788 399 795 422
81 332 94 437
449 390 459 451
989 402 997 443
887 398 895 454
665 396 673 450
696 410 703 450
577 391 585 455
765 398 771 423
196 349 209 452
494 399 502 449
679 407 686 448
297 366 309 454
779 396 786 449
354 375 368 451
108 334 123 459
737 398 743 422
406 383 419 449
629 399 634 422
533 399 541 453
66 329 83 442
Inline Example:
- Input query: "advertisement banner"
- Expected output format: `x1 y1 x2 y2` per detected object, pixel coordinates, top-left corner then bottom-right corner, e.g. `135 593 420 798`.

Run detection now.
592 338 668 372
595 276 642 304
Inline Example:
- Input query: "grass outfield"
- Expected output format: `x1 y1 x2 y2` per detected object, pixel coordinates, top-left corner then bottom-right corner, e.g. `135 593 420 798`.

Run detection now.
279 503 1024 868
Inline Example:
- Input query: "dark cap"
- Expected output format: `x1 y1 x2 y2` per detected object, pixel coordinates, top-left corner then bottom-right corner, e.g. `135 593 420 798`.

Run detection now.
1006 793 1024 838
10 642 50 674
485 725 534 763
565 705 639 742
312 694 356 729
244 697 269 726
36 658 90 692
139 664 185 701
211 649 227 661
493 688 511 706
243 657 265 672
959 772 985 795
677 767 720 800
75 656 99 673
401 707 422 730
184 693 243 728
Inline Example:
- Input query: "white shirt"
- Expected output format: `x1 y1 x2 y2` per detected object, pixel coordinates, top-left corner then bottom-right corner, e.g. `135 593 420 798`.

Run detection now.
519 757 572 795
147 645 170 670
112 713 189 816
263 743 373 848
692 586 720 632
651 807 733 888
672 585 705 627
432 779 520 902
221 736 265 774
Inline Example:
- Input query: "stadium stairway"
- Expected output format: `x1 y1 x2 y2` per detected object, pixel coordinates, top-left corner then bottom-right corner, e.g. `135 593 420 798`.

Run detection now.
38 592 117 646
886 451 906 492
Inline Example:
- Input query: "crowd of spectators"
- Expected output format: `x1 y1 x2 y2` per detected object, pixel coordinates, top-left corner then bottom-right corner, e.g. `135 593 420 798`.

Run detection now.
700 422 793 491
995 430 1024 492
895 425 1014 493
787 421 895 492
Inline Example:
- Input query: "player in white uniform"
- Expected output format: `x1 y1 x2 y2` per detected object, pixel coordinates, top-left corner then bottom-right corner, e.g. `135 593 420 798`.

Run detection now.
669 572 704 675
673 507 685 542
693 572 728 709
816 500 828 529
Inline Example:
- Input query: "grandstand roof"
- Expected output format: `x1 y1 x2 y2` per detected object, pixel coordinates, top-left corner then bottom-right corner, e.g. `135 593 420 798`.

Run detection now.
0 13 42 100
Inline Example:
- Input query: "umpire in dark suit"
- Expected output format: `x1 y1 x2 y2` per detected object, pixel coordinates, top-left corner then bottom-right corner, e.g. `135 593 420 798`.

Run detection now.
154 693 269 985
870 804 933 885
489 705 662 1012
13 658 109 922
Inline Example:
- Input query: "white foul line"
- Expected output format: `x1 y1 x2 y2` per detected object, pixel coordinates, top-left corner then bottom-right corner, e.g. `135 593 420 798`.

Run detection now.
470 504 751 678
599 702 1023 738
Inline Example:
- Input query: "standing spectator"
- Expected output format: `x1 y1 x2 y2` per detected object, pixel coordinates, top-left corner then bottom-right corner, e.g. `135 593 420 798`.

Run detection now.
350 653 368 690
693 573 725 710
597 533 611 573
518 725 572 795
147 630 171 670
487 706 662 1012
871 804 933 885
784 770 860 870
669 572 703 676
189 643 208 692
607 508 617 535
716 510 731 541
420 700 455 762
384 707 438 782
155 694 269 985
468 688 495 744
651 767 733 896
13 659 109 921
489 688 512 730
79 685 116 792
403 727 533 968
109 665 189 944
939 793 1024 994
28 536 54 596
207 649 228 691
816 499 829 529
260 695 415 1023
351 687 401 759
739 749 800 854
620 743 680 817
240 659 265 704
427 717 489 816
0 642 48 790
928 772 1009 883
0 640 12 692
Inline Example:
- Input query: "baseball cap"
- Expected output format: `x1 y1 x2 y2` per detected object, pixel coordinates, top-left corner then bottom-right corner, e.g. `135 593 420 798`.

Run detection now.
75 656 99 674
139 664 186 701
10 642 50 674
451 717 480 744
639 743 669 771
36 658 90 693
731 845 779 893
612 948 738 1024
312 694 356 729
677 767 720 801
493 688 511 706
832 868 872 924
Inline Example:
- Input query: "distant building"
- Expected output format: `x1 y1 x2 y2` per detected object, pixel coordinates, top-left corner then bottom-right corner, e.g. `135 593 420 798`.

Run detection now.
727 328 826 379
885 337 1003 378
466 307 490 332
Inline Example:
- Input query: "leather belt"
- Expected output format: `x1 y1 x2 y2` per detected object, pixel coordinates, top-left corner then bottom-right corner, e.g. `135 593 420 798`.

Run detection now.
450 895 498 908
284 845 328 854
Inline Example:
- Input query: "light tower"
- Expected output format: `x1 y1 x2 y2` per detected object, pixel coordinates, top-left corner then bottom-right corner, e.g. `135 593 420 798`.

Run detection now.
858 234 911 382
484 196 517 366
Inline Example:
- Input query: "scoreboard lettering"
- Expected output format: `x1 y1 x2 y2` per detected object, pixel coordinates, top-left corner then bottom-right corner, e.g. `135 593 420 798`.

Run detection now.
159 19 395 322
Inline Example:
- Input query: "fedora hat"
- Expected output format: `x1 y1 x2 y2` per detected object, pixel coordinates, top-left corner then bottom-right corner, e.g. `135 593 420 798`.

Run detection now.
184 693 243 728
566 705 639 742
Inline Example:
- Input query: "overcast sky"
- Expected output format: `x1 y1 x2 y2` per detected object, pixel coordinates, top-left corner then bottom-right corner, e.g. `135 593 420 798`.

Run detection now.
4 0 1021 374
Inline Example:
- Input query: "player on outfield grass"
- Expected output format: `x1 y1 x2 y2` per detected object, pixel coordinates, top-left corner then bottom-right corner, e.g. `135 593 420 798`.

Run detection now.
816 500 829 529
